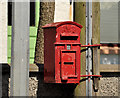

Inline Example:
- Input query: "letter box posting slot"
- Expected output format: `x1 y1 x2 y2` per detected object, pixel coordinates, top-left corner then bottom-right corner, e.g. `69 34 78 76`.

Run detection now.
43 21 101 83
43 21 82 83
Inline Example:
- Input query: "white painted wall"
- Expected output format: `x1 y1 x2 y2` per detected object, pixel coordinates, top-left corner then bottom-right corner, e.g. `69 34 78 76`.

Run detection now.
54 0 73 22
0 0 7 63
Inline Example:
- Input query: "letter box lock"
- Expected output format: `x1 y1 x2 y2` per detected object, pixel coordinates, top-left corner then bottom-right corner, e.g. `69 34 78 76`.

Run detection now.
43 21 101 83
67 45 71 50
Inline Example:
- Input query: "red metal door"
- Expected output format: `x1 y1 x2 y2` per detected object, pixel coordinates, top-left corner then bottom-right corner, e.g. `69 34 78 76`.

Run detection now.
61 50 77 80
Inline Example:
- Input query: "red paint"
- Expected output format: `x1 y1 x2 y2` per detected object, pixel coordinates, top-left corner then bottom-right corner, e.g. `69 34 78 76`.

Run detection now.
43 21 101 83
43 21 82 83
81 44 101 47
42 21 82 28
80 75 102 77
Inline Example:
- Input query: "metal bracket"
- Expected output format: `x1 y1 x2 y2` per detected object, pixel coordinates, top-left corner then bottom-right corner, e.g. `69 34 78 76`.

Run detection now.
81 43 101 92
80 73 102 92
80 74 102 78
80 71 102 78
81 43 101 47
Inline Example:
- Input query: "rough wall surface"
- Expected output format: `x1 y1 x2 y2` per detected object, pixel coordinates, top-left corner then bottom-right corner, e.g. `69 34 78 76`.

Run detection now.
2 72 120 96
3 72 76 97
2 73 39 96
99 72 120 96
99 77 118 96
29 72 76 96
29 77 38 96
35 2 55 64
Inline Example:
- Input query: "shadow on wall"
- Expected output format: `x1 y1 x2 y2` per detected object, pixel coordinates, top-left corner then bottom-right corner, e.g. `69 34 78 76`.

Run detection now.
30 64 77 97
2 63 77 97
2 64 10 97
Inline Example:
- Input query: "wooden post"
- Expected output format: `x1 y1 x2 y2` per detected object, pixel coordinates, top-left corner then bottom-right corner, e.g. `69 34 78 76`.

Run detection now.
74 2 100 96
10 1 30 96
92 2 100 96
74 2 86 96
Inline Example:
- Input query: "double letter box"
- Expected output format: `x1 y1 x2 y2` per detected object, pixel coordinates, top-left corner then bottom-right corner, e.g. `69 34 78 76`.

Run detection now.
43 21 82 83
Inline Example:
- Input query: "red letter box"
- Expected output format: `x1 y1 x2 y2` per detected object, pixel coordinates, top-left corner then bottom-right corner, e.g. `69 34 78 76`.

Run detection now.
43 21 82 83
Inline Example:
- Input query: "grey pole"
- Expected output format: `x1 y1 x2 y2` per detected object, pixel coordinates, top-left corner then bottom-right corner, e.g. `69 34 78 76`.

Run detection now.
86 0 92 96
10 0 30 96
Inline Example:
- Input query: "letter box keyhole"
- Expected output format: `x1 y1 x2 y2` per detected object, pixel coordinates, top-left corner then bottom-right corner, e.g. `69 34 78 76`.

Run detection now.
67 45 71 50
